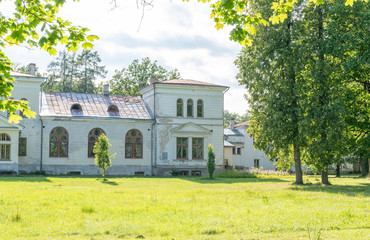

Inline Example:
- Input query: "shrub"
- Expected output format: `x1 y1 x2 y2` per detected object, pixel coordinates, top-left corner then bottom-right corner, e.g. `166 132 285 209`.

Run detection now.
207 144 215 179
93 134 116 179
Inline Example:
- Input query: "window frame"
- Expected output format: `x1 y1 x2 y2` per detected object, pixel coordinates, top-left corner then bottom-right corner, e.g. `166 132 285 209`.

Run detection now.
254 159 260 168
176 99 183 117
176 137 188 160
187 99 193 117
18 137 27 156
49 127 69 158
192 138 204 160
197 99 203 117
88 128 106 158
0 133 11 161
125 129 143 159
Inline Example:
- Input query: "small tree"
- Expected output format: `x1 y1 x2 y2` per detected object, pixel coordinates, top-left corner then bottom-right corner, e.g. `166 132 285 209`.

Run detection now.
207 144 216 179
93 134 115 179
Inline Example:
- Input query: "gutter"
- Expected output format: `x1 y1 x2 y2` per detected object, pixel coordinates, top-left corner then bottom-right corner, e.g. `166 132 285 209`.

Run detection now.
153 84 157 176
39 78 47 173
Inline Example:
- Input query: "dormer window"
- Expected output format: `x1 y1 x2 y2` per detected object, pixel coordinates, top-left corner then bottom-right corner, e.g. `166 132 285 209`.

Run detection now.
108 105 119 116
70 103 83 115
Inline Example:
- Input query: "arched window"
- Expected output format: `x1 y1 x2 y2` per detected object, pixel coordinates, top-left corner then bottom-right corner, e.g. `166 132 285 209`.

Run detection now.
71 103 82 115
108 105 119 116
49 127 68 157
187 99 193 117
125 129 143 159
176 99 183 117
0 133 11 161
88 128 106 158
197 99 203 117
20 98 28 117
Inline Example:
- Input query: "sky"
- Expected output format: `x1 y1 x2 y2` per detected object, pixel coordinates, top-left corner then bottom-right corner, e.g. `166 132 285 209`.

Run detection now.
2 0 248 115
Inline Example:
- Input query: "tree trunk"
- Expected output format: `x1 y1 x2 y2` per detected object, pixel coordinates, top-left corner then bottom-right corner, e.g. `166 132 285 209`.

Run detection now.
367 158 370 178
293 142 303 184
359 155 367 177
321 166 331 185
335 163 341 178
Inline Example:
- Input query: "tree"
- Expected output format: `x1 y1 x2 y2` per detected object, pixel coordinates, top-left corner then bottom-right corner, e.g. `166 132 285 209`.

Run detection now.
104 57 181 96
235 0 305 184
0 0 98 123
43 50 106 93
207 144 216 179
223 110 249 127
93 134 115 179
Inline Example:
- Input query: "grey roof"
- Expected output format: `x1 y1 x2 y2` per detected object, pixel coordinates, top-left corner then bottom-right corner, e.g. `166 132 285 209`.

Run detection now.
10 71 40 78
224 140 234 147
41 92 151 120
224 128 244 136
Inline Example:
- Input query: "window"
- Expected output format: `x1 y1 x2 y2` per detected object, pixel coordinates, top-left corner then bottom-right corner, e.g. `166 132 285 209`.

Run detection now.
187 99 193 117
177 99 183 117
191 171 201 176
108 105 119 116
192 138 204 159
180 171 189 176
233 147 241 155
254 159 260 168
0 133 11 161
125 129 143 158
197 99 203 117
49 127 68 157
71 103 82 115
19 137 27 156
20 98 28 117
88 128 105 158
176 137 188 159
237 147 241 155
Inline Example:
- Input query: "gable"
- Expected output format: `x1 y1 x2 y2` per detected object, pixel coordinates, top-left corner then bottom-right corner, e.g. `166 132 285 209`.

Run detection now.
170 122 211 135
0 115 24 130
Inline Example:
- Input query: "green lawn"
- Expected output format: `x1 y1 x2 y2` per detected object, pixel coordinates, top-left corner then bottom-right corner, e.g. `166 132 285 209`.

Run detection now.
0 175 369 240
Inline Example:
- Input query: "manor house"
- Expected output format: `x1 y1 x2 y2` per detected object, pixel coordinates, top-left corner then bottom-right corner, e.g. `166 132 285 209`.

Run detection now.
0 68 228 176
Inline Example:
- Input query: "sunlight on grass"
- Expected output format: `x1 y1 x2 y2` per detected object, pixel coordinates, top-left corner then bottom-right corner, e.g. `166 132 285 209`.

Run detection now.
0 175 368 239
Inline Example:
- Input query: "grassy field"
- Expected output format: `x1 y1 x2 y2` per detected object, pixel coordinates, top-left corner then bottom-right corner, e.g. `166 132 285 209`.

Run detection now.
0 175 369 240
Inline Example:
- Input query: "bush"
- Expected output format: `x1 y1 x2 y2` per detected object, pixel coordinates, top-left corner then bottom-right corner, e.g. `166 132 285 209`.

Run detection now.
207 144 215 179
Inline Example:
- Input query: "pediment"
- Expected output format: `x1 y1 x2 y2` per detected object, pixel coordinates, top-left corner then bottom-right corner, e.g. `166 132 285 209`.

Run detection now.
171 122 211 135
0 115 24 130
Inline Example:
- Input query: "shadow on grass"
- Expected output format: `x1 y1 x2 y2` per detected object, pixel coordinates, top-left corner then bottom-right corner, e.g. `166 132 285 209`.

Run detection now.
100 179 119 186
0 176 52 182
181 177 290 184
290 182 370 197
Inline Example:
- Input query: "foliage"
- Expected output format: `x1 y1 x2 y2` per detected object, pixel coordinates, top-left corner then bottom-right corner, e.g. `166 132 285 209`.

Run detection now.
207 144 216 179
93 134 115 178
43 50 106 93
0 0 98 122
215 169 257 178
190 0 366 46
0 176 369 239
102 57 181 96
223 110 249 127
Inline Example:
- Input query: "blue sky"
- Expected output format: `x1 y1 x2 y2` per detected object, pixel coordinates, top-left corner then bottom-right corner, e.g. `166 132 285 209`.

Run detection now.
2 0 248 115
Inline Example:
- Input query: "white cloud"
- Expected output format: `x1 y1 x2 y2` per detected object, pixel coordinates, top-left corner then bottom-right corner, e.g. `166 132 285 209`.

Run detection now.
1 0 249 115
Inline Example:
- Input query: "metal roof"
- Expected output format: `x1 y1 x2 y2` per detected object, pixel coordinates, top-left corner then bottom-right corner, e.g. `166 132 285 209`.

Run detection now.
224 140 234 147
234 120 249 128
224 128 244 136
41 92 152 120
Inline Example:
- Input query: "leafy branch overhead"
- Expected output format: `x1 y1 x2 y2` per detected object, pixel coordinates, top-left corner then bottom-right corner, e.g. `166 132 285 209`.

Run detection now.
187 0 367 46
0 0 98 122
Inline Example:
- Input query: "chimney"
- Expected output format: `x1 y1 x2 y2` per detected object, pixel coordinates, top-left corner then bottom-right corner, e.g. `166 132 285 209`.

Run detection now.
103 84 109 95
150 77 159 84
230 118 235 129
29 63 36 76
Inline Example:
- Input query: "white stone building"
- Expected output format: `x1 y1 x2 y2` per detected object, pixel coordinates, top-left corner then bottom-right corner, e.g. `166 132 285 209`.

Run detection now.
0 71 228 176
224 120 276 170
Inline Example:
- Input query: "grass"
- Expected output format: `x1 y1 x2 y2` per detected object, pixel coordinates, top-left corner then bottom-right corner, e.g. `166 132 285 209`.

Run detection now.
0 175 369 239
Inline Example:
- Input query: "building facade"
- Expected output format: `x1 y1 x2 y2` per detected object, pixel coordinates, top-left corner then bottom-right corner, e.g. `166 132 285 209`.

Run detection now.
0 73 228 176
